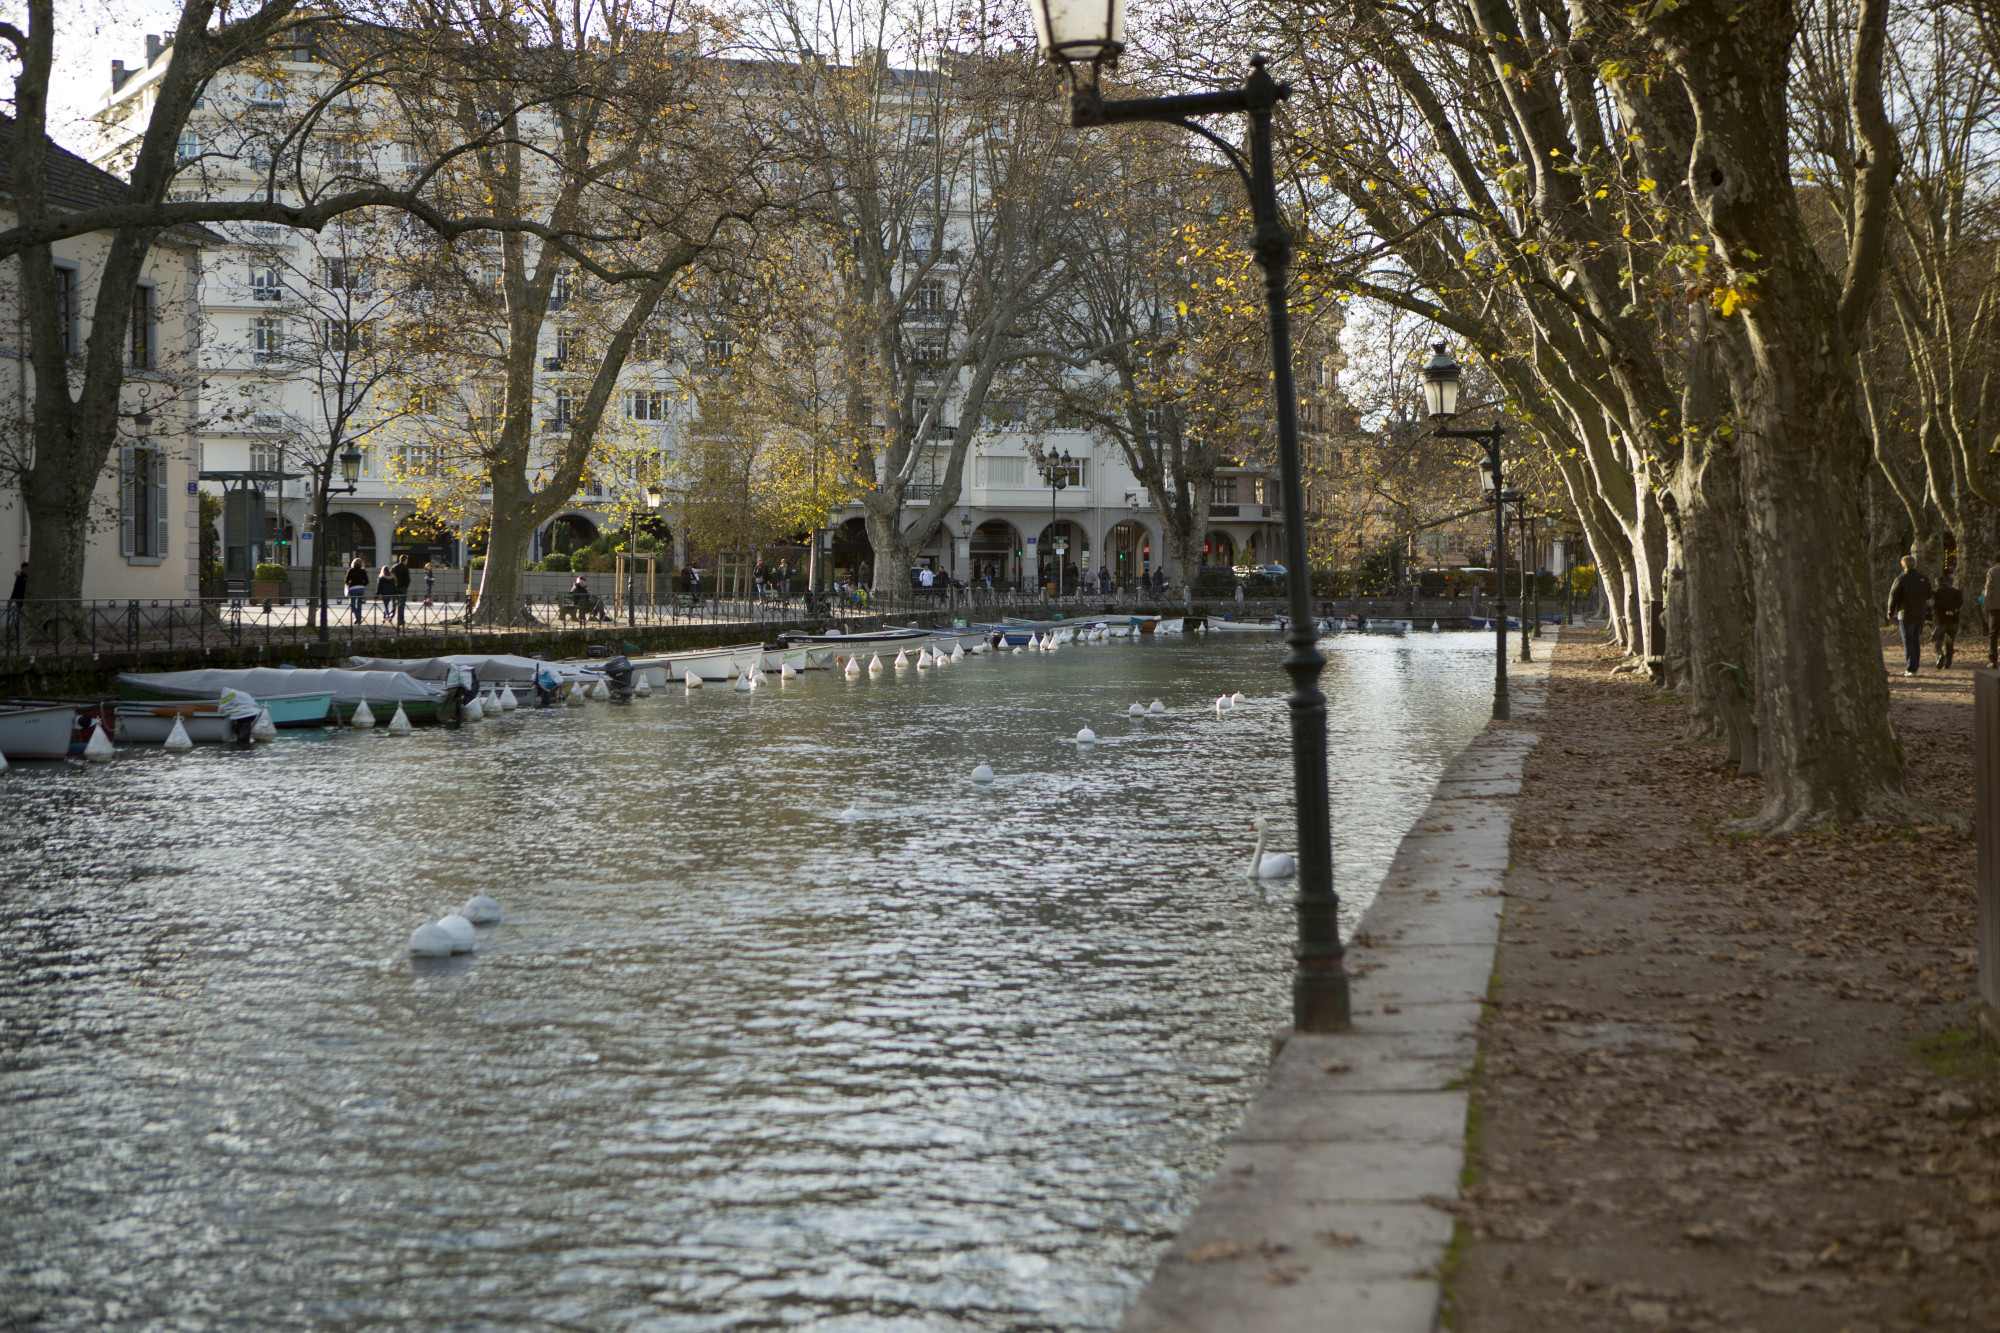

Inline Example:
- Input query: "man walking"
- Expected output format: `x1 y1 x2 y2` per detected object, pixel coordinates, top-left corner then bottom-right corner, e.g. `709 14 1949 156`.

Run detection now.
1886 554 1933 676
1985 557 2000 668
1933 572 1964 668
392 554 412 625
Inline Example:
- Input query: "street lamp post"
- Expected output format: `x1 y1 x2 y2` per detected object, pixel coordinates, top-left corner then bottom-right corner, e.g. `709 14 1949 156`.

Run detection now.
1030 5 1347 1032
959 510 974 612
313 443 365 642
1035 446 1072 596
1421 344 1510 721
628 483 662 628
1508 503 1537 659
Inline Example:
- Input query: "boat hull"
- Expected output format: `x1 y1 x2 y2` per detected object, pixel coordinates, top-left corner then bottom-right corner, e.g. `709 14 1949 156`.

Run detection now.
114 703 241 744
0 703 79 760
259 691 338 727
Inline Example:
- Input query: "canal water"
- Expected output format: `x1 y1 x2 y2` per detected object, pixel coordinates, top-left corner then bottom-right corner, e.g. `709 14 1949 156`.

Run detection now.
1 632 1496 1330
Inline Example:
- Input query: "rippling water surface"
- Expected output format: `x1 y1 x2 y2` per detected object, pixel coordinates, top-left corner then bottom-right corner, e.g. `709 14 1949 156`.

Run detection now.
1 632 1496 1330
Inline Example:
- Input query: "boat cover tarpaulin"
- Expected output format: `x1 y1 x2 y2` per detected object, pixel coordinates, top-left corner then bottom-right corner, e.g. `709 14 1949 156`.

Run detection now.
121 667 442 710
347 654 596 684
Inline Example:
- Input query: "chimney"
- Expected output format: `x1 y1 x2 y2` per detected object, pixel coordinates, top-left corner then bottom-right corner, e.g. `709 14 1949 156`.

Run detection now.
111 59 129 91
146 34 163 65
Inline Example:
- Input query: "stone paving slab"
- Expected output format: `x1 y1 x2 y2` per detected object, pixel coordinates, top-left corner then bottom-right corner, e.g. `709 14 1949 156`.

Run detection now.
1117 636 1556 1333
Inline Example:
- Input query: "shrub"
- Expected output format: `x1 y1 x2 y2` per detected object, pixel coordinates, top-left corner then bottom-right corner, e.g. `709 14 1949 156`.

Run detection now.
537 552 572 572
252 562 288 582
1193 568 1236 597
469 556 485 571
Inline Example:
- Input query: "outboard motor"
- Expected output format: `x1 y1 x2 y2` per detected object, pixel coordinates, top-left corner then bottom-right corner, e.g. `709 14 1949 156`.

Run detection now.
603 655 635 697
534 665 563 708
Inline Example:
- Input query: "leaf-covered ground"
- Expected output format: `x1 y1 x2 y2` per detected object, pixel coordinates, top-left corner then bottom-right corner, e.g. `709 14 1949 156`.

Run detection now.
1446 633 1999 1332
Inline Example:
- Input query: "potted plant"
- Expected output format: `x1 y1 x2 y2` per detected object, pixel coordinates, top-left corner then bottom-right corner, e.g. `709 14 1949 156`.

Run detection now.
250 561 291 602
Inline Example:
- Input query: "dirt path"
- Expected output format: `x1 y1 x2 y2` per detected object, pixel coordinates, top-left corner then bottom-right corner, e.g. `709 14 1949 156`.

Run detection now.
1447 632 2000 1332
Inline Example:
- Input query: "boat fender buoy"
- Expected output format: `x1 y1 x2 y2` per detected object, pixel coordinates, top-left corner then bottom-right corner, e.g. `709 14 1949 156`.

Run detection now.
463 892 501 924
970 763 995 784
351 700 377 729
438 912 476 953
409 921 454 956
163 716 194 751
387 704 414 735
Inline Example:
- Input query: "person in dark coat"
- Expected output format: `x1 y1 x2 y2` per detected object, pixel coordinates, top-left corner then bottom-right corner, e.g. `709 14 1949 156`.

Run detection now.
344 557 369 623
392 555 412 625
374 565 398 623
1886 554 1933 676
1932 572 1964 669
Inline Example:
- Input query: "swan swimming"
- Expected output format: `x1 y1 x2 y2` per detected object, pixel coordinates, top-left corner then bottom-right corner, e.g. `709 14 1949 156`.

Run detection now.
1247 814 1297 879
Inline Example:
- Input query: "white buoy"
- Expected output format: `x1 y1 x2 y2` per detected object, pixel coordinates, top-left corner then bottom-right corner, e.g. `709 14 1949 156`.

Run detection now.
838 804 862 821
780 663 797 680
1215 695 1230 718
1230 692 1246 706
408 921 454 956
251 707 277 742
351 700 376 728
0 748 7 771
734 669 754 692
951 643 965 661
864 653 880 673
686 673 703 691
1076 727 1097 744
633 676 651 697
932 648 948 668
1128 702 1146 716
567 684 587 706
1149 699 1166 715
438 911 476 953
970 762 996 784
894 650 910 668
844 656 862 677
1432 621 1441 632
387 703 414 734
916 649 933 669
163 715 194 751
589 679 610 701
84 722 114 763
462 892 501 924
1011 645 1024 655
501 684 521 708
465 694 486 722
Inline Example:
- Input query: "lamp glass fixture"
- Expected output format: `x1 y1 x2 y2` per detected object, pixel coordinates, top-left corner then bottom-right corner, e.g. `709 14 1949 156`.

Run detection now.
645 484 663 509
1476 453 1498 494
1421 342 1461 421
1029 0 1126 66
338 446 363 483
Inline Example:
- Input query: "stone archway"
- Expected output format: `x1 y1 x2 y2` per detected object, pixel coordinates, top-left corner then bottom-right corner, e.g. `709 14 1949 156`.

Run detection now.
969 518 1020 588
1105 519 1153 593
830 517 871 586
1202 531 1237 568
321 511 375 569
1034 521 1089 593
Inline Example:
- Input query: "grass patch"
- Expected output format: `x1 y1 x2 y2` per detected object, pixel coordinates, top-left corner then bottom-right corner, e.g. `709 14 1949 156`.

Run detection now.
1912 1027 2000 1085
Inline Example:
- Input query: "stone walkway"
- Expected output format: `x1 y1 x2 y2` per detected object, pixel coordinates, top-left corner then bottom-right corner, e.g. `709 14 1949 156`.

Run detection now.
1116 634 1553 1331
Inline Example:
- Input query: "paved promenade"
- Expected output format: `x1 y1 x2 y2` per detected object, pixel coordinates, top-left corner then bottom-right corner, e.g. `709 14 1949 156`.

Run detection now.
1116 634 1553 1330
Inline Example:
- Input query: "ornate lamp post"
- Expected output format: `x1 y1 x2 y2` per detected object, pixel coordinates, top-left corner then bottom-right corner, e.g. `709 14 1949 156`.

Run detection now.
313 443 364 641
1510 503 1541 651
628 482 662 628
1034 445 1072 595
1421 344 1510 720
1029 4 1347 1032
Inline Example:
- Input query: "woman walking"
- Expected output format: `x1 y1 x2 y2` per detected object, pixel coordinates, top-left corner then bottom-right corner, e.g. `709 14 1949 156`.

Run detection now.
344 557 369 623
375 565 399 624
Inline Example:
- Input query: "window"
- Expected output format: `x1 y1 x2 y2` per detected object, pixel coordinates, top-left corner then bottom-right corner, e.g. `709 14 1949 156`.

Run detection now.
120 446 169 562
130 283 157 368
250 265 282 300
54 265 77 353
323 318 371 354
907 280 946 318
982 455 1026 487
322 258 367 292
627 390 668 421
1050 458 1086 487
910 115 935 146
549 270 571 311
252 315 285 362
249 78 283 108
1213 477 1238 504
909 334 947 369
631 324 668 361
175 131 201 164
553 389 574 425
325 140 367 172
702 331 734 367
554 326 578 365
990 398 1026 425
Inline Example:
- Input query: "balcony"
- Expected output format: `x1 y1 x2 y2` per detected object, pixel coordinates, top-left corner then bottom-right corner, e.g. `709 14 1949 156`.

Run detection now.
1207 504 1275 521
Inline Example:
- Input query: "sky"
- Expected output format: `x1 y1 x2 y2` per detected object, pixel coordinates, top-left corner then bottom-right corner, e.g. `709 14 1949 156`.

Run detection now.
6 0 192 154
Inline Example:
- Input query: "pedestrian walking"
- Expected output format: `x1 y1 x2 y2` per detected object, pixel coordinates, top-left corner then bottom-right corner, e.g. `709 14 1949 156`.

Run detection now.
423 562 435 606
1985 558 2000 668
374 565 398 624
1886 554 1933 676
6 561 24 635
1933 572 1964 668
344 557 369 623
392 554 412 625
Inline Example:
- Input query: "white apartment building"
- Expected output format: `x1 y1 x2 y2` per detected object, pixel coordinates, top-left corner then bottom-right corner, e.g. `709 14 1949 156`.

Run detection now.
0 109 209 601
91 34 1286 596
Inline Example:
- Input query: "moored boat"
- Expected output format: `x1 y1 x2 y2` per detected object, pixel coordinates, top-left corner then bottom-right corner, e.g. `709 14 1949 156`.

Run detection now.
0 701 80 760
114 698 258 744
119 667 448 724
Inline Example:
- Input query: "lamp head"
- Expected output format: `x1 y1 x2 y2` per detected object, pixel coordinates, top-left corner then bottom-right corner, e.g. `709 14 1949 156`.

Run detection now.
1421 342 1460 421
338 445 363 484
645 484 663 510
960 512 972 537
1030 0 1126 72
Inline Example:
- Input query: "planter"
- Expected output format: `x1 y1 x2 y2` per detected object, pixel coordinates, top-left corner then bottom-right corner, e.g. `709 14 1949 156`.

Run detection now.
251 580 292 601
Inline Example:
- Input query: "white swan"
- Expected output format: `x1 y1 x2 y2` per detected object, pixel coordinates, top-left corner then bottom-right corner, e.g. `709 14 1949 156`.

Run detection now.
1248 814 1297 879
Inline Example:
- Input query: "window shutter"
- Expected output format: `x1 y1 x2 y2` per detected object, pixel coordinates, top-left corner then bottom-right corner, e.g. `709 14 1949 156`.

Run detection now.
119 447 136 556
152 450 171 558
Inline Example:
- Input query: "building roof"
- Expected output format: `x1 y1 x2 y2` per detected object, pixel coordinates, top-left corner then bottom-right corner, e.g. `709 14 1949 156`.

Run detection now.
0 111 222 243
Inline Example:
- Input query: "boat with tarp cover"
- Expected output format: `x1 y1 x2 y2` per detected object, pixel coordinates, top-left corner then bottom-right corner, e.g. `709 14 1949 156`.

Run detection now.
119 667 453 725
